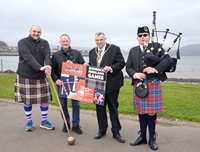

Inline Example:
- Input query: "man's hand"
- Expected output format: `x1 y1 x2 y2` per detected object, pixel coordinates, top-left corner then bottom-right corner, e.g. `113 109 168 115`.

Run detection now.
143 67 156 74
56 79 62 86
103 66 112 73
135 73 146 80
66 60 73 63
83 63 89 67
40 65 52 75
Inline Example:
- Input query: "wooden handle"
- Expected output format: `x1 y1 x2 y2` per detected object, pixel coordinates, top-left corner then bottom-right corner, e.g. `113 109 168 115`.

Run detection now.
48 74 71 136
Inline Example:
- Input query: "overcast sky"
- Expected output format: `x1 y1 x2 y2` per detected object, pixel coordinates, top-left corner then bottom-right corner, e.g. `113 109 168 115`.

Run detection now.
1 0 200 51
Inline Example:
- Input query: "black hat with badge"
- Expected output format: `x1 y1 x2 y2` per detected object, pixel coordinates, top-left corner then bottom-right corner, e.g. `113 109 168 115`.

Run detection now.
137 26 150 35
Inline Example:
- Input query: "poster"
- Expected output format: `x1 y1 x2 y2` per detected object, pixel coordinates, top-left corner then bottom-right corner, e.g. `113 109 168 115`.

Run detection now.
59 62 107 106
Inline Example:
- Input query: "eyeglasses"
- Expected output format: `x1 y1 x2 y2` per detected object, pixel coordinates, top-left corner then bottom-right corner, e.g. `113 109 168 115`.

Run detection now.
138 34 149 37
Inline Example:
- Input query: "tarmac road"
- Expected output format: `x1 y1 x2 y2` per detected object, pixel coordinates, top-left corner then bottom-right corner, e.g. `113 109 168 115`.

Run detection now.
0 98 200 152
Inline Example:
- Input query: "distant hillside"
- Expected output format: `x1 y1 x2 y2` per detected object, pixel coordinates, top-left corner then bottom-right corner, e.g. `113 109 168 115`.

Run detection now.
169 44 200 56
0 40 7 46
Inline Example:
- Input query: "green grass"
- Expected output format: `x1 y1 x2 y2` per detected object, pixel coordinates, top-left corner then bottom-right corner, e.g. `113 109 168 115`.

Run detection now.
159 82 200 122
1 74 200 123
0 74 17 98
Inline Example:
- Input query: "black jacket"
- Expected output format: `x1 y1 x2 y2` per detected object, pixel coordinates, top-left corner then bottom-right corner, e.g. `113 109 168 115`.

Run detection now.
51 49 85 82
89 43 125 93
17 35 51 79
126 43 172 84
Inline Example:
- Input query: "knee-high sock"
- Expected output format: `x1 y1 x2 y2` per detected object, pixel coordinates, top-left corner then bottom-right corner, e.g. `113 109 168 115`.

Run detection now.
24 103 32 123
40 103 49 123
139 114 148 139
148 114 157 140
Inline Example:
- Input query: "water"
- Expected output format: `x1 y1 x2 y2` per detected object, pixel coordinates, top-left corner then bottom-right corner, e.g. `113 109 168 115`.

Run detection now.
0 56 19 73
0 56 200 79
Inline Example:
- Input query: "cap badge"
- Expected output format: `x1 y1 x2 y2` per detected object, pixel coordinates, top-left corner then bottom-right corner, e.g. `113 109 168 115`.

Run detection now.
144 26 148 32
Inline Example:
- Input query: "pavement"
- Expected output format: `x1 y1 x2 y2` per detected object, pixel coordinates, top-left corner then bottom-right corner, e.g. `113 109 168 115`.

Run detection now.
0 98 200 152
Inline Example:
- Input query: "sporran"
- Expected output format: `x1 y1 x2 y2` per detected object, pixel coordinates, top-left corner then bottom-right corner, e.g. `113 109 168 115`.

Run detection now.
135 81 149 98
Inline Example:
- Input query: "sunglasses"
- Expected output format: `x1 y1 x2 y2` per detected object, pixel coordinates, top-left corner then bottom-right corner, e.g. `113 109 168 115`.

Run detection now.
138 34 149 37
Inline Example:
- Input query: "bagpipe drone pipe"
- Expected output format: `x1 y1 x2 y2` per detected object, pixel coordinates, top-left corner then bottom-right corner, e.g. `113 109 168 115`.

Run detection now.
143 11 182 72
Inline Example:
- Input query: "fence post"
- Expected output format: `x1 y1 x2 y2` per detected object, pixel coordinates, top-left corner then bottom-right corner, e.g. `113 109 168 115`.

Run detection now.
1 59 3 77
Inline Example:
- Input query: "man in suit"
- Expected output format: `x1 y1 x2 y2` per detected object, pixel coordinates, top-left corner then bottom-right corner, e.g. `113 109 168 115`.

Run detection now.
51 34 85 134
87 32 125 143
126 26 172 150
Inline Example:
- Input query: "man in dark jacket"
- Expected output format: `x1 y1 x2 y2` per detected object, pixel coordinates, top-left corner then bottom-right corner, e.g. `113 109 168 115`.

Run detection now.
126 26 172 150
51 34 85 134
15 25 55 131
86 32 125 143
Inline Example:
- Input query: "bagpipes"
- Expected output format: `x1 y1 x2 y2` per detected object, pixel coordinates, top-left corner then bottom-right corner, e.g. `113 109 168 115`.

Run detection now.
143 11 182 72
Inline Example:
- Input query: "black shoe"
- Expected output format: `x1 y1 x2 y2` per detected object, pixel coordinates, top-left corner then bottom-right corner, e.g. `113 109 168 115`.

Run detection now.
94 132 106 139
72 125 82 134
62 124 70 133
113 134 125 143
149 139 158 150
130 136 147 146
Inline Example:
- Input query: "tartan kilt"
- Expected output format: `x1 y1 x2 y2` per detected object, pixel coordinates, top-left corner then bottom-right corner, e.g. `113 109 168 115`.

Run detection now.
133 77 163 114
15 75 52 104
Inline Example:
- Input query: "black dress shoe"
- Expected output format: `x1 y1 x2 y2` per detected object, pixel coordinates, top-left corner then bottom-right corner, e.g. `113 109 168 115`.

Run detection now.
72 125 83 134
94 132 106 139
62 124 70 133
130 136 147 146
149 139 158 150
113 134 125 143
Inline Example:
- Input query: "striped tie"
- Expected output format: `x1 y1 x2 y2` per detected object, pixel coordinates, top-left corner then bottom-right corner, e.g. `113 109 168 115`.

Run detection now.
142 45 145 52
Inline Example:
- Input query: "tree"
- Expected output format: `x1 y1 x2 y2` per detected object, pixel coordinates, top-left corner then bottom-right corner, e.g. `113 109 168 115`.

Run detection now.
0 41 8 47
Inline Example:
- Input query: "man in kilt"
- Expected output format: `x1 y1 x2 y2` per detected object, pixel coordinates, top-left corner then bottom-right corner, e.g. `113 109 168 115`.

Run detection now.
15 25 55 131
126 26 172 150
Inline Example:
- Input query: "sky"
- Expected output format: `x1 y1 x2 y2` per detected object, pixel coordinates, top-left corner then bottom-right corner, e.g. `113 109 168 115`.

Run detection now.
1 0 200 52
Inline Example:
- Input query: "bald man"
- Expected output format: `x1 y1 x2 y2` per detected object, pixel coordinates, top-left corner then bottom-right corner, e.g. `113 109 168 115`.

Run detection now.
15 25 55 131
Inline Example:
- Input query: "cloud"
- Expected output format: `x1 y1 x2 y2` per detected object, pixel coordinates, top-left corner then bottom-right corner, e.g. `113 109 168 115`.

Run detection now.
0 0 200 51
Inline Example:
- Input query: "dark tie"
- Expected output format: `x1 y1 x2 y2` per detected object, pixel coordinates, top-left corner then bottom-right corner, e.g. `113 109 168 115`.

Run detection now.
142 45 145 52
96 50 102 67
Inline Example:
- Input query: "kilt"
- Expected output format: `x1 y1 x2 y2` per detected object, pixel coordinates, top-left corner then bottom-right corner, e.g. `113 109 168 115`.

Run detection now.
15 75 52 104
133 77 163 114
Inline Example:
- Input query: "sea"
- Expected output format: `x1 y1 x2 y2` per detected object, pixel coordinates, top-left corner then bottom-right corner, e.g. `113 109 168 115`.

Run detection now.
0 56 200 79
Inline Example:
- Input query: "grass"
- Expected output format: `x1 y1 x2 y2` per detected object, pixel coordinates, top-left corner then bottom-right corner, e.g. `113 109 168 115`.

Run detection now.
1 74 200 123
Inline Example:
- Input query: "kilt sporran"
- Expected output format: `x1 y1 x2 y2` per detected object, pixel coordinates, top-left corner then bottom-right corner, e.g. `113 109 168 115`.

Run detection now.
135 81 149 98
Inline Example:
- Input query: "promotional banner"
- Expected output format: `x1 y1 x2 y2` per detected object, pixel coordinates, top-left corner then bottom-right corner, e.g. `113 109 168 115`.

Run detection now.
59 62 107 106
